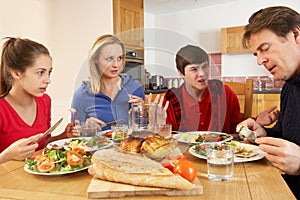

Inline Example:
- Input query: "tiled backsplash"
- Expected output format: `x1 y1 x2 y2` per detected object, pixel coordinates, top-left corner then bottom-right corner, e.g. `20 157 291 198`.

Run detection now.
209 53 285 90
221 76 285 90
162 53 285 90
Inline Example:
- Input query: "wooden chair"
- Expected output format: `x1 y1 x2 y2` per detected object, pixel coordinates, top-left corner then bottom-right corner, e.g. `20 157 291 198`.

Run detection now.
223 79 253 120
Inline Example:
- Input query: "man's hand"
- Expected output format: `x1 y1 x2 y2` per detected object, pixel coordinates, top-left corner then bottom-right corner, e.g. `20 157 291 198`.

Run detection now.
256 105 279 126
256 137 300 175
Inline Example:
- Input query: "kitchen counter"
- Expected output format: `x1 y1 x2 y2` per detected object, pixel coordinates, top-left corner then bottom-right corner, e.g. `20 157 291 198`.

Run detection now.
253 89 281 94
145 88 168 94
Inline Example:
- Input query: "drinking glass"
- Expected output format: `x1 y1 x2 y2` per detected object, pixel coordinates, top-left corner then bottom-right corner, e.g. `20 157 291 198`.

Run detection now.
155 124 172 138
207 145 234 182
111 124 128 142
80 122 97 137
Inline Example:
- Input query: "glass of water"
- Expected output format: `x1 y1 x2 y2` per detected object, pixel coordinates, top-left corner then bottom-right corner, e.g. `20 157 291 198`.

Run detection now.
207 144 234 182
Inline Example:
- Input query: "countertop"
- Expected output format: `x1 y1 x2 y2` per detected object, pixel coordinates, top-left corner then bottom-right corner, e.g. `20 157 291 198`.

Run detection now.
145 88 168 94
253 89 281 94
145 88 282 95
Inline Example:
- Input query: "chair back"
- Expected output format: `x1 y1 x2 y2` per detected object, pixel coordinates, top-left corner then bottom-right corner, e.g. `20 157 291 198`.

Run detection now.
223 79 253 120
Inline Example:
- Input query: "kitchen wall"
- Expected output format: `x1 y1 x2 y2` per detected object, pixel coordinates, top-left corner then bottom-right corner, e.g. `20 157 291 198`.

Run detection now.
144 0 300 79
0 0 113 132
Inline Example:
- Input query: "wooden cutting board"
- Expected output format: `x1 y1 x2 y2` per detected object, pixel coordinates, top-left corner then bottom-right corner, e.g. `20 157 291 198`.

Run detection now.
87 176 203 198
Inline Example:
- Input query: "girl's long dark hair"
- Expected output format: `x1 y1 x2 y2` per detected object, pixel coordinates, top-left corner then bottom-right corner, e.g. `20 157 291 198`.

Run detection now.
0 37 50 98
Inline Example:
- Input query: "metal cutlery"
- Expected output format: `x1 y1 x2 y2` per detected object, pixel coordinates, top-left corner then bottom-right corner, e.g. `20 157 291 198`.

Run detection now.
32 117 63 144
104 119 124 127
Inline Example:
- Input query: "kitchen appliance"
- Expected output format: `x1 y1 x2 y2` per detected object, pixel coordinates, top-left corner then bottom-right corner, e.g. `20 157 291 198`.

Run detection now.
122 49 145 87
150 75 165 90
144 70 151 90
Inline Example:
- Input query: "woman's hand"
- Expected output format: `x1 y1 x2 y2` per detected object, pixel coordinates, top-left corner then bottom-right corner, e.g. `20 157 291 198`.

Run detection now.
85 117 106 130
256 137 300 175
256 105 279 126
147 93 169 125
0 134 42 164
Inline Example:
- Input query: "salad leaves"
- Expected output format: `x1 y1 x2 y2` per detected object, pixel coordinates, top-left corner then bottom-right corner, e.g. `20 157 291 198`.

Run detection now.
25 148 92 174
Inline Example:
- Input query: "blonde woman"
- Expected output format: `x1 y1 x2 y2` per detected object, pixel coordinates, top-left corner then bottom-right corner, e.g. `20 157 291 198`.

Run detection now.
71 35 144 130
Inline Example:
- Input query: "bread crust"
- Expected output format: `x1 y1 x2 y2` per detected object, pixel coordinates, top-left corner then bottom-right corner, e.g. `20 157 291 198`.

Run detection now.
89 149 195 190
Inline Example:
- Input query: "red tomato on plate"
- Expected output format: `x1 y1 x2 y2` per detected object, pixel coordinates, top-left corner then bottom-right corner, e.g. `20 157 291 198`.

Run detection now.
36 156 55 172
66 151 84 166
105 131 112 137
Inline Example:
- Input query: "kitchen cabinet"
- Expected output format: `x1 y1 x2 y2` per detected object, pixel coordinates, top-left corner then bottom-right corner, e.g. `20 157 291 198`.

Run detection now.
113 0 144 49
221 26 251 53
252 93 280 127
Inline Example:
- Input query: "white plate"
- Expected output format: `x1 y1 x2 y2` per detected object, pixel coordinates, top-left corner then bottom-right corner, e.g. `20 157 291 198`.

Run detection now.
173 131 233 144
189 143 266 163
24 164 90 176
96 130 112 137
47 137 113 152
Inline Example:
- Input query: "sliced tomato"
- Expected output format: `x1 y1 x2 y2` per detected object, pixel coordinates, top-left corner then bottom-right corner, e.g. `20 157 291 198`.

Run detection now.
73 147 86 154
97 137 108 144
161 160 176 172
173 158 197 182
67 151 84 166
167 154 186 161
36 156 55 173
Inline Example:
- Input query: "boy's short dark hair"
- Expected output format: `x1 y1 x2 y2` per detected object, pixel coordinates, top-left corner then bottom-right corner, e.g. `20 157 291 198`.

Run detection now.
175 45 209 75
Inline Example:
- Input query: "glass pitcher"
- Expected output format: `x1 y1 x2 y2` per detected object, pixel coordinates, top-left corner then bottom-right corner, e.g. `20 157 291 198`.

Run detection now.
128 102 157 133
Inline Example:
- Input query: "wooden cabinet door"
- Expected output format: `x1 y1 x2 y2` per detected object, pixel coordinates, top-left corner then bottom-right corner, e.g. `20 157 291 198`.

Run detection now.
221 26 251 53
113 0 144 48
252 94 280 127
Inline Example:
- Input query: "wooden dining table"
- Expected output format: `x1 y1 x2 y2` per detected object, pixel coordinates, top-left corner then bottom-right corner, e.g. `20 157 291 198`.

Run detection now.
0 143 296 200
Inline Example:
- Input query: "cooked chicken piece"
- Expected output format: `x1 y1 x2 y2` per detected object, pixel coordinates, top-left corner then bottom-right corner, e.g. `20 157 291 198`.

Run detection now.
118 137 143 153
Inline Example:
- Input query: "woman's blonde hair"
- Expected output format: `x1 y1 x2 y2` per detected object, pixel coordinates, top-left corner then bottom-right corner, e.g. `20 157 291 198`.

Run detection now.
88 34 125 94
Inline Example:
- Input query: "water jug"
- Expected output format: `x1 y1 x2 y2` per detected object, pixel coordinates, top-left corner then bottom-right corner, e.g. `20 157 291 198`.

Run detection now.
128 102 157 133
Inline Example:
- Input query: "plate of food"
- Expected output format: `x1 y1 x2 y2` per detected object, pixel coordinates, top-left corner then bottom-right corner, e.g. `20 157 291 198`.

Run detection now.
189 141 266 163
24 148 92 175
96 129 113 138
47 137 113 152
173 131 233 144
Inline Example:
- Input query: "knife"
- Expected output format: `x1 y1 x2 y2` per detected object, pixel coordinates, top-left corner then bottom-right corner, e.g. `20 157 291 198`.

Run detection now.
104 119 124 127
32 117 63 144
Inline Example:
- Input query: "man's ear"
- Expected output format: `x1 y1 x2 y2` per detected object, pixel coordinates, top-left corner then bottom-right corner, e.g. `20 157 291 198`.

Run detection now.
178 70 184 78
293 26 300 45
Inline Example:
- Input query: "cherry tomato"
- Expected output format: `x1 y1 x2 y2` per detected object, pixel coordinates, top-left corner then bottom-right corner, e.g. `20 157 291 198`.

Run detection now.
105 131 112 137
36 156 55 172
66 151 84 166
173 159 197 182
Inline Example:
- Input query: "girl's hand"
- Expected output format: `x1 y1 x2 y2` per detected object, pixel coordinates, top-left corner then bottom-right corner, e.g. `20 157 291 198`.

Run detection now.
0 134 41 163
64 120 81 137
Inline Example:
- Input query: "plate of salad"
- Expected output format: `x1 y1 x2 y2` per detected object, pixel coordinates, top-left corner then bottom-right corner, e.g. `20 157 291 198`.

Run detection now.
47 137 113 152
24 148 92 175
189 141 266 163
173 131 233 145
